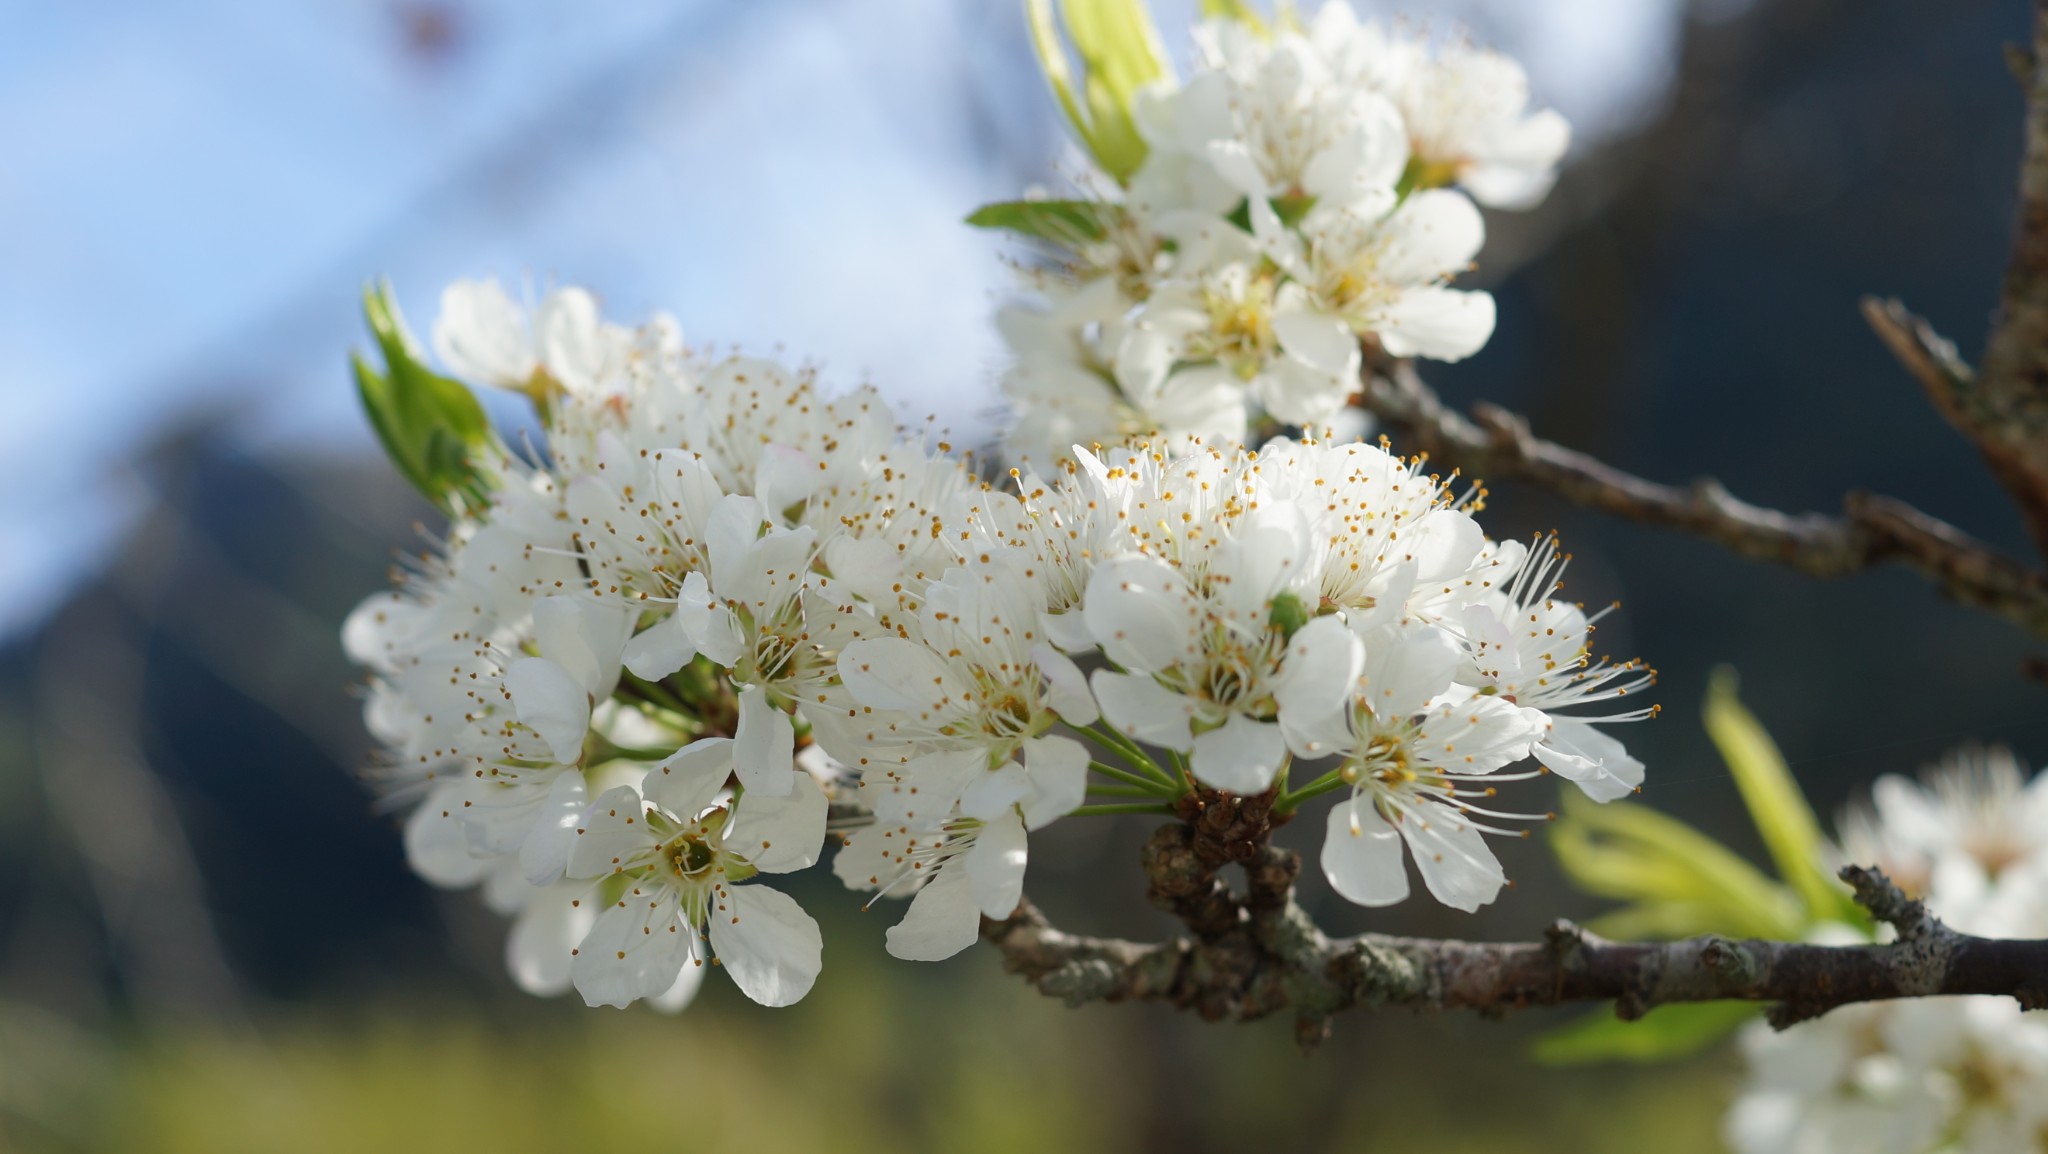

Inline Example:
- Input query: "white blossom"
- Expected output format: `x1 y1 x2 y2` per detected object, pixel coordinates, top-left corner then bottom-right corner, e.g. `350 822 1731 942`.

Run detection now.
1308 6 1572 211
566 745 827 1009
1727 750 2048 1153
433 278 632 396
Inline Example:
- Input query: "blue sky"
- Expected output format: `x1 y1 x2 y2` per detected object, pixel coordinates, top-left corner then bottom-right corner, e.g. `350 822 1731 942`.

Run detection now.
0 0 1692 636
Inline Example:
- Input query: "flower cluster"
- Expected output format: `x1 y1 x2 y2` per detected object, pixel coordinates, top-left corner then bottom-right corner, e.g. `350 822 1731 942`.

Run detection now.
1727 748 2048 1154
343 275 1651 1015
992 4 1568 464
335 0 1640 1019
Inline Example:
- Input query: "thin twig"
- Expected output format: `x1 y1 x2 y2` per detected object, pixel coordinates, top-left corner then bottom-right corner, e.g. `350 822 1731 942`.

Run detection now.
1353 358 2048 637
982 864 2048 1038
1970 2 2048 558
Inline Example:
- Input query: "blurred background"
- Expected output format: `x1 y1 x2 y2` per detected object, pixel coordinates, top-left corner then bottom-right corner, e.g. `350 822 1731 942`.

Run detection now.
0 0 2039 1150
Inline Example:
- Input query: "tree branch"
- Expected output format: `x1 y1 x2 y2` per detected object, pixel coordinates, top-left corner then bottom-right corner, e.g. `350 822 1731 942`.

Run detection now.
981 863 2048 1040
1354 359 2048 638
1969 1 2048 559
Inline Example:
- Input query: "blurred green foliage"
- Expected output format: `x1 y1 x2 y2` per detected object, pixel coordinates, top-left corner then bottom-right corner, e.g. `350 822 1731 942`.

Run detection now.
1539 670 1873 1066
1 959 1733 1154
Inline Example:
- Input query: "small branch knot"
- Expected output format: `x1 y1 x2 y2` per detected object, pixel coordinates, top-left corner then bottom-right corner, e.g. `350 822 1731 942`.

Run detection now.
1702 936 1763 985
1040 959 1126 1007
1840 864 1942 941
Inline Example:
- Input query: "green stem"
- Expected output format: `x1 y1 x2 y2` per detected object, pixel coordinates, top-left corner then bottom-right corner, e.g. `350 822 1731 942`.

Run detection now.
1087 723 1178 788
1276 768 1348 813
1087 784 1165 799
1089 760 1175 795
623 672 689 714
1070 802 1175 817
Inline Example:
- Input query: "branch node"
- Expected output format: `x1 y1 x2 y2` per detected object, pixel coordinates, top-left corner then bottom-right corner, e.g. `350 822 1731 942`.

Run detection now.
1040 958 1127 1007
1840 864 1940 941
1544 919 1590 962
1701 935 1763 986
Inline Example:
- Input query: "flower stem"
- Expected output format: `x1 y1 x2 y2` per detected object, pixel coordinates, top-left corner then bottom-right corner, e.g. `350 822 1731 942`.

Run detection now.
622 672 689 714
1089 760 1176 795
1275 768 1348 813
1087 784 1164 799
1086 723 1179 789
1070 802 1176 817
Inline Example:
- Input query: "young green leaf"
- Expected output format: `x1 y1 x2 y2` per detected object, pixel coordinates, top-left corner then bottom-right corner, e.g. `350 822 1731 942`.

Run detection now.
1704 668 1863 925
1532 1001 1760 1066
1025 0 1171 184
964 200 1123 248
352 283 495 513
1199 0 1268 34
1550 793 1807 941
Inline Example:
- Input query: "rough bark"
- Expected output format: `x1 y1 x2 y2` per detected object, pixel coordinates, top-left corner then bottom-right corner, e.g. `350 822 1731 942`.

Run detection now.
1353 358 2048 639
1970 2 2048 559
984 850 2048 1044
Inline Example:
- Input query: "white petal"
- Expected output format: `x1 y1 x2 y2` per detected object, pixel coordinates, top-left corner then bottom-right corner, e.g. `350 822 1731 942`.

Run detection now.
830 822 897 894
1190 714 1289 794
706 495 769 594
1033 643 1099 726
1462 110 1569 210
571 888 690 1009
733 686 796 797
1041 610 1098 654
728 772 828 874
961 761 1031 822
836 637 969 715
1322 797 1411 907
537 286 608 394
504 657 591 765
642 737 735 818
1204 139 1271 198
505 883 597 997
404 783 491 888
646 932 708 1014
1273 305 1362 379
1398 803 1509 912
1207 505 1313 622
872 748 985 825
1090 669 1198 750
1020 735 1089 829
1254 356 1350 428
965 808 1029 919
679 574 745 667
1360 627 1462 721
754 443 823 514
621 612 697 682
710 885 823 1007
1273 615 1364 725
433 278 535 387
566 785 654 878
1376 287 1496 362
1380 190 1487 283
531 596 628 699
885 865 982 962
518 771 588 885
1407 509 1486 585
1535 718 1645 803
1083 555 1202 673
341 591 420 672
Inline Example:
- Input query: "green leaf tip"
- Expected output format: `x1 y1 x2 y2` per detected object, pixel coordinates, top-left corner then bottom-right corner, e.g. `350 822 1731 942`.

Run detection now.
964 199 1124 248
352 282 495 514
1025 0 1172 184
1703 668 1864 926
